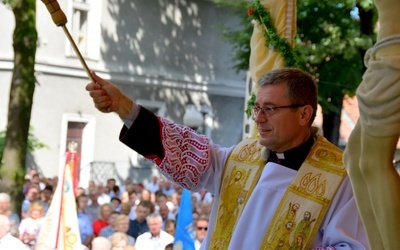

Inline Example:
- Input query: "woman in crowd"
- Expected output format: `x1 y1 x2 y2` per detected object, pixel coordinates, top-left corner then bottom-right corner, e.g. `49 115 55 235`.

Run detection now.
18 201 45 249
93 203 112 236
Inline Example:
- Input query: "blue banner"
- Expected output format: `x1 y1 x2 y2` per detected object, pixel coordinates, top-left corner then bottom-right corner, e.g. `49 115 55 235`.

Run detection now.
174 188 195 250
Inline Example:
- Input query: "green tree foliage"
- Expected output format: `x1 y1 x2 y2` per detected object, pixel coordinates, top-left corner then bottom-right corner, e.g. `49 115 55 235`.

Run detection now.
217 0 377 145
0 0 37 213
0 128 48 165
295 0 376 143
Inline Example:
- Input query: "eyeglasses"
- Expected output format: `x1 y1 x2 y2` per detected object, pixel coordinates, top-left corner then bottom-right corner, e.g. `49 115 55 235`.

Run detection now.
197 226 208 231
251 104 304 119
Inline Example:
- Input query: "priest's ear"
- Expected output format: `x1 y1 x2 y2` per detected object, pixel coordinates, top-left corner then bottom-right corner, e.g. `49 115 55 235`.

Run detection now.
299 105 314 126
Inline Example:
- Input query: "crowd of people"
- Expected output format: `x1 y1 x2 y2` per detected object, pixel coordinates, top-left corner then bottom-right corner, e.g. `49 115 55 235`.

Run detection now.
0 169 211 250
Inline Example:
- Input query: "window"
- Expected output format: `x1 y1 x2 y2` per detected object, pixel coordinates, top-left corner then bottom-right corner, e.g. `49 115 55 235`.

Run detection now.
66 0 102 60
71 1 89 56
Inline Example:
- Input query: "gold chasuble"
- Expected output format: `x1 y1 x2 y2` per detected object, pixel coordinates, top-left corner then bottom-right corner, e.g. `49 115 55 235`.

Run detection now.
210 129 347 249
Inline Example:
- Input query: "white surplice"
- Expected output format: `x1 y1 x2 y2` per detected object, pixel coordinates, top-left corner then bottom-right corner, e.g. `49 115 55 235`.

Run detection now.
192 145 369 249
121 113 369 250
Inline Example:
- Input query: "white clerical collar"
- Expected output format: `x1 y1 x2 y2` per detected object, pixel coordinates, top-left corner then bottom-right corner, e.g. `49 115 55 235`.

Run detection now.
276 152 285 159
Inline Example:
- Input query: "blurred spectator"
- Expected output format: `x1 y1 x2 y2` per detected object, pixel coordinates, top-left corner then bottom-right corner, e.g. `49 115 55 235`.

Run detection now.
76 194 94 248
0 192 21 229
192 211 200 226
194 217 209 250
111 185 121 199
106 179 117 194
30 174 45 191
120 191 130 204
87 180 96 194
87 186 100 222
135 183 144 196
192 188 213 204
157 178 165 193
76 187 86 197
47 176 58 189
169 191 182 219
93 203 112 236
97 184 111 205
111 214 135 246
127 200 154 240
155 193 168 207
120 203 131 216
110 232 128 250
135 213 174 250
24 169 37 182
40 185 53 215
99 211 119 238
140 189 153 203
21 185 41 219
145 176 159 194
197 202 212 219
164 243 173 250
127 190 139 221
91 236 112 250
164 219 176 237
22 178 31 196
18 201 45 249
0 214 28 249
111 197 122 212
119 178 132 195
161 180 175 197
158 203 174 230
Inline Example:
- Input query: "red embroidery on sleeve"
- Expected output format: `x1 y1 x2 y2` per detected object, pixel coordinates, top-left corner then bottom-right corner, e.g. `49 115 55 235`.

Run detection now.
158 117 211 190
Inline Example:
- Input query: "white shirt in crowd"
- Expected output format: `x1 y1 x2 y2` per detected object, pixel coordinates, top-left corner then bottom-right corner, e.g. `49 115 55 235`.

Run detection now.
134 230 174 250
0 233 29 250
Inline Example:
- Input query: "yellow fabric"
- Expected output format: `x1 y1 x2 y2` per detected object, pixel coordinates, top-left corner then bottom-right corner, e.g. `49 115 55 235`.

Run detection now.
249 0 296 84
210 138 268 249
210 129 347 249
35 164 82 250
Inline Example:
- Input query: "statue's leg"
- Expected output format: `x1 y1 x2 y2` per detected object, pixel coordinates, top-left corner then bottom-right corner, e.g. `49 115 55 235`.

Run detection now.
344 0 400 248
343 123 384 249
359 131 400 249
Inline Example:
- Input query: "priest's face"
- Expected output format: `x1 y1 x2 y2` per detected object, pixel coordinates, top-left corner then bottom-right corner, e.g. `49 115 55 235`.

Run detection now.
254 83 310 152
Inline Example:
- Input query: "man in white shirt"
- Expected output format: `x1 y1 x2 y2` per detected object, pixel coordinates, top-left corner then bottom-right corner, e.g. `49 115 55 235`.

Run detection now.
96 183 111 205
146 176 160 194
135 213 174 250
194 217 209 250
161 180 175 197
0 214 29 249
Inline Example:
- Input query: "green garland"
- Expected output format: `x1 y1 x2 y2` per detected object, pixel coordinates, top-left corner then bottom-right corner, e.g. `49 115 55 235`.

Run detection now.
245 93 256 116
248 0 297 67
245 0 297 117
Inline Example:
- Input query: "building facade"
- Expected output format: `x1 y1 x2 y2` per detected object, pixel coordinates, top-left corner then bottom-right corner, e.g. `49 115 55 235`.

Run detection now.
0 0 247 187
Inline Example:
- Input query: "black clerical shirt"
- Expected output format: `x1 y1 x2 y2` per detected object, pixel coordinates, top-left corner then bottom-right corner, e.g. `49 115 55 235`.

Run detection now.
267 135 316 171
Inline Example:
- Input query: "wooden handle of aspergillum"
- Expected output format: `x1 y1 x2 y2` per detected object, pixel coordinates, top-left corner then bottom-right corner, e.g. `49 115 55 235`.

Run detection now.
41 0 96 83
41 0 67 26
